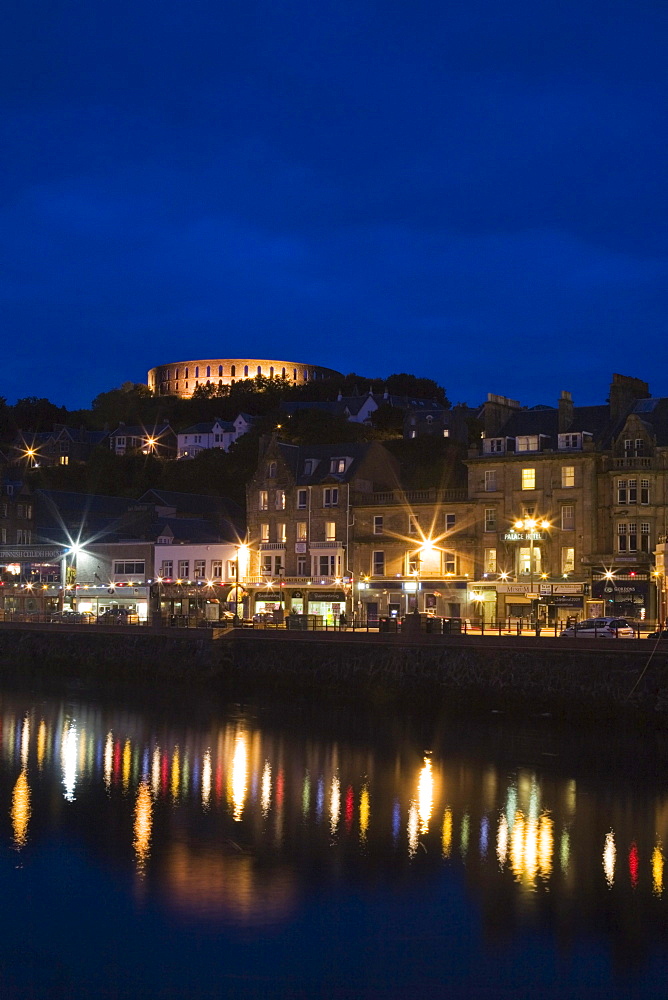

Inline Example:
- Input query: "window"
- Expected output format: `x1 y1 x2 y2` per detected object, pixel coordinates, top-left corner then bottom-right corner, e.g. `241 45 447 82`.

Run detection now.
641 522 651 552
444 552 456 574
372 551 385 576
516 435 539 452
486 438 505 453
330 458 346 474
561 505 575 530
267 461 277 478
641 479 650 504
113 561 145 576
297 555 307 575
408 514 419 534
278 523 287 543
443 429 449 438
231 365 235 376
297 521 307 541
445 513 456 532
636 438 645 455
558 433 581 450
561 547 575 574
325 521 336 541
303 460 315 475
617 479 627 504
0 528 5 543
218 365 223 376
206 366 210 377
211 560 223 578
323 488 339 507
275 490 286 510
259 490 268 510
484 508 496 532
194 560 206 579
617 523 627 551
262 555 272 574
160 560 173 578
260 523 269 542
521 468 536 490
297 489 308 509
59 455 69 465
317 554 334 576
177 560 189 578
484 548 497 574
257 366 262 375
561 466 575 488
628 479 638 504
373 515 383 534
484 470 497 492
244 365 249 376
628 523 637 551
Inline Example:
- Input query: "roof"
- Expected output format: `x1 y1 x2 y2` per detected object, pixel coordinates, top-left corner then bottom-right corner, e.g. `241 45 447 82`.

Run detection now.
179 419 235 434
271 440 386 485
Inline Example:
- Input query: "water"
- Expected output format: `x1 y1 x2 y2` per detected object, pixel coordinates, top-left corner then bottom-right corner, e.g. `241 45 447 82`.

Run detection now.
1 685 667 999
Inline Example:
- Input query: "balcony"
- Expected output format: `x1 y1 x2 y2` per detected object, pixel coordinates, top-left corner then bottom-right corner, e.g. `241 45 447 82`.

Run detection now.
351 488 468 506
258 542 287 550
309 540 345 549
613 457 652 469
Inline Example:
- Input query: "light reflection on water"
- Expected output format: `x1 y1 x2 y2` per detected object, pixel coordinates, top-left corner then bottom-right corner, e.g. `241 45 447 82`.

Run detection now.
1 696 668 942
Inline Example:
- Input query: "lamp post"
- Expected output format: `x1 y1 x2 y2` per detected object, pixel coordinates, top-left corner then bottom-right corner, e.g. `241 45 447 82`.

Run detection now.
514 517 550 625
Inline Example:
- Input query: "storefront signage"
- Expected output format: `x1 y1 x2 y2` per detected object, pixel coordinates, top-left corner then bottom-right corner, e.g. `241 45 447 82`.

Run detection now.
553 584 583 595
496 583 532 594
502 531 548 542
0 547 63 559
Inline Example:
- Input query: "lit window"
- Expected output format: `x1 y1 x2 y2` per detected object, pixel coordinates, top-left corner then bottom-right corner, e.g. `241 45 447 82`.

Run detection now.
521 468 535 490
278 523 287 543
561 466 574 488
259 490 268 510
261 523 269 542
484 548 497 573
275 490 286 509
325 521 336 541
561 547 575 573
297 521 307 541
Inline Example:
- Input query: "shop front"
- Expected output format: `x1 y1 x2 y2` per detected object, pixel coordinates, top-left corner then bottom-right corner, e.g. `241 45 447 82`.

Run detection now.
591 573 650 621
306 590 347 623
152 581 229 622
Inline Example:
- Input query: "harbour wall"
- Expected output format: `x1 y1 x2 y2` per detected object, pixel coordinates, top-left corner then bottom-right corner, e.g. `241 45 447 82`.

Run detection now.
1 624 668 721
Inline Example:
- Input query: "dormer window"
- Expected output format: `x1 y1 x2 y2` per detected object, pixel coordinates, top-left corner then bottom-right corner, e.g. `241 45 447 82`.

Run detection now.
303 459 315 475
483 438 506 454
516 435 539 452
558 433 582 450
267 461 277 478
329 458 346 474
157 536 171 544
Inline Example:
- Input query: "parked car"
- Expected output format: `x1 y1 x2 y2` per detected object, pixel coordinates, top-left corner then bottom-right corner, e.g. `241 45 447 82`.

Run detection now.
97 608 135 624
646 629 668 640
49 610 95 624
559 617 635 638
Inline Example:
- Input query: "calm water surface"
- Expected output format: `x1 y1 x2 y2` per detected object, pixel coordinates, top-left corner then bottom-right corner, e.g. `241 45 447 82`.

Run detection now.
1 683 668 999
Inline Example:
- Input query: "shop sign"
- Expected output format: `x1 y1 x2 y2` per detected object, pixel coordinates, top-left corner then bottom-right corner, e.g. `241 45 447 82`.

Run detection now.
497 583 531 594
502 530 548 542
308 592 345 601
552 584 583 594
539 583 552 595
403 581 418 592
552 595 583 608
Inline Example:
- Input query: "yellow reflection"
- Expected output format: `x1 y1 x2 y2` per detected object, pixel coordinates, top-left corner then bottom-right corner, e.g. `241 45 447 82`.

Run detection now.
20 716 30 768
652 843 664 897
171 747 181 802
202 750 212 810
460 813 470 857
37 720 47 770
497 814 509 867
359 785 370 842
560 830 570 873
122 739 132 792
603 831 616 887
104 732 113 790
442 807 453 857
302 773 310 816
407 802 418 858
230 731 248 822
261 761 272 817
11 770 31 849
330 775 340 836
417 757 434 834
538 813 554 880
134 780 152 875
78 727 87 774
61 721 78 802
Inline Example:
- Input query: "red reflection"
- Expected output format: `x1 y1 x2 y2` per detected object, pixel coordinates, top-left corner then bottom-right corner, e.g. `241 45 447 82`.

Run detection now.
345 785 354 831
113 740 121 781
629 842 639 888
216 764 223 802
161 752 169 795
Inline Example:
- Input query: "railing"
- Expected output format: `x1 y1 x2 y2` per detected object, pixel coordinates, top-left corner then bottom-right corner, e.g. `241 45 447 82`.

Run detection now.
613 457 653 469
308 541 344 549
243 576 341 586
351 488 468 506
258 542 287 550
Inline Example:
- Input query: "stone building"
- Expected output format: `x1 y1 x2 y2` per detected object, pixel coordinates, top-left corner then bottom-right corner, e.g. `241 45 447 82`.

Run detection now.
148 358 343 399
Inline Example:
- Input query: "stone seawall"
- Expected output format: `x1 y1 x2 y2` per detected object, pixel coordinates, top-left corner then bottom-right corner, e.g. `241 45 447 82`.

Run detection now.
1 626 668 721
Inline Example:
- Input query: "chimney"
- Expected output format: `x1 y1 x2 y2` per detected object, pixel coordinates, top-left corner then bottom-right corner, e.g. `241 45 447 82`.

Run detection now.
482 393 521 437
609 374 650 423
558 390 574 432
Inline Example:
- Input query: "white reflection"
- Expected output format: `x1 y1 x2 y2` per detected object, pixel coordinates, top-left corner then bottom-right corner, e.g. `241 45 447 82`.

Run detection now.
61 721 78 802
302 772 310 817
407 802 419 858
603 831 616 888
417 757 433 834
103 732 113 790
460 813 470 857
479 816 489 858
330 775 340 836
560 830 570 873
231 732 248 821
497 814 509 867
151 747 161 798
201 749 212 810
261 761 272 817
20 716 30 768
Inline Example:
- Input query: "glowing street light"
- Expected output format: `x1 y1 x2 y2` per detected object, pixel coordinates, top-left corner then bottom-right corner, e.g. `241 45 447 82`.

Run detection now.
513 517 551 624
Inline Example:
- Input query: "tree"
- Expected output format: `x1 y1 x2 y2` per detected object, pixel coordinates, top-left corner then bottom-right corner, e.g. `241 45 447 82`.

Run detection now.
384 374 449 406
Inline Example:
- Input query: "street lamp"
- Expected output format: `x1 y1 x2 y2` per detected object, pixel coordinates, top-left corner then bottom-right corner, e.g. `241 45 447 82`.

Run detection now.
514 517 550 624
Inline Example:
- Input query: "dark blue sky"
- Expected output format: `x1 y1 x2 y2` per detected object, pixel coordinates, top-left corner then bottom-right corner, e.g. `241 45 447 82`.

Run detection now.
2 0 667 410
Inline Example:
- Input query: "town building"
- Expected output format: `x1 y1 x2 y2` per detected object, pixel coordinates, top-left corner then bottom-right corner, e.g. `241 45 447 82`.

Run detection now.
108 422 177 459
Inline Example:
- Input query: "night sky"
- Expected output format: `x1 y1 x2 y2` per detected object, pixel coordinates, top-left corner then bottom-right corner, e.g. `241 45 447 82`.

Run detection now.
2 1 667 410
